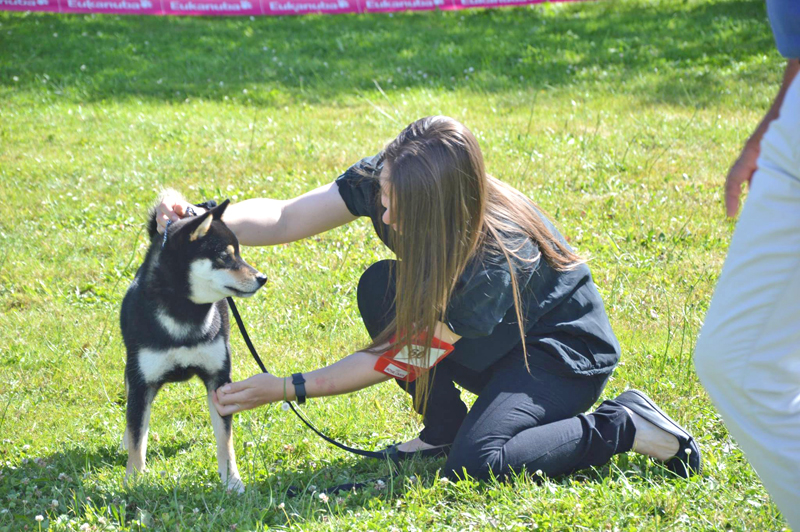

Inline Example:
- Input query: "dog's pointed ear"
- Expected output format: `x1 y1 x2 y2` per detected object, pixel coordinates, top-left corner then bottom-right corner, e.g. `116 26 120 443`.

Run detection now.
189 211 214 242
210 199 230 221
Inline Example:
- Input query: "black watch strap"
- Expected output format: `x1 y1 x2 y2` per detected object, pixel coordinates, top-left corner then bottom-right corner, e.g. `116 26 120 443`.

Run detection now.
292 373 307 405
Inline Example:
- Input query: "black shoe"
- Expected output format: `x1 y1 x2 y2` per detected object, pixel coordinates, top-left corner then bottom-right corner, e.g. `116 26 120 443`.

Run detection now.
615 389 702 478
376 442 452 464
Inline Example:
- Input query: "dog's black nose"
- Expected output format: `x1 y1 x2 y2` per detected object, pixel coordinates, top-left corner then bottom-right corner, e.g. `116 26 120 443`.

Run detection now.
256 274 268 287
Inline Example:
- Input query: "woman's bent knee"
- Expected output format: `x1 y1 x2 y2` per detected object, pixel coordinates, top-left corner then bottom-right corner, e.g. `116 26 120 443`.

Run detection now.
445 446 503 481
356 260 396 339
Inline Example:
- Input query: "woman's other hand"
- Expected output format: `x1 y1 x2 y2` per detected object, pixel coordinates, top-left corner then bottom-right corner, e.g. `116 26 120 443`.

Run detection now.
155 192 203 234
212 374 285 416
725 144 759 218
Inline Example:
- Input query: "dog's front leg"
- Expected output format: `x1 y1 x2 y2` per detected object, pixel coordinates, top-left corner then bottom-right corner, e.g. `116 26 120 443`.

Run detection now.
206 385 244 493
125 382 158 479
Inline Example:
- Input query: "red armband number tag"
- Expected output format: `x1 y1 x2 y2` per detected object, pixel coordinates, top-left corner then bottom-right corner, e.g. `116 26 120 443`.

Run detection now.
374 334 455 382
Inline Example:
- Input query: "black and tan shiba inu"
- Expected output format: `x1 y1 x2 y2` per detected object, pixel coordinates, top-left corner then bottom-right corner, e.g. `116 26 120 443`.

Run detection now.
120 195 266 493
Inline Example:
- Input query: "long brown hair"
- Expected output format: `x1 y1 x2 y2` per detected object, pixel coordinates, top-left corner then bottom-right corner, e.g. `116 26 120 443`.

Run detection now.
368 116 582 410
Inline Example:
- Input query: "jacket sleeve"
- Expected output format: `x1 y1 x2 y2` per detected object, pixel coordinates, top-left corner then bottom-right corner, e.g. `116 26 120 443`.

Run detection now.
335 153 383 218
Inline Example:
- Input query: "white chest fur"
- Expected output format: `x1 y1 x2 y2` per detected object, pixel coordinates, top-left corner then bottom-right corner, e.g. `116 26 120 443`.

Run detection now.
137 337 227 384
156 306 218 341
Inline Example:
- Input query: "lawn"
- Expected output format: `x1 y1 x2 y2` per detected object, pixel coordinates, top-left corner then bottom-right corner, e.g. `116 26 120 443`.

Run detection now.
0 0 792 530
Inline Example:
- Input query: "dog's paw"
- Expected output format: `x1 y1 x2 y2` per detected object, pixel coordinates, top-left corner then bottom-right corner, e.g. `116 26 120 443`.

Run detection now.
225 476 245 494
125 465 147 480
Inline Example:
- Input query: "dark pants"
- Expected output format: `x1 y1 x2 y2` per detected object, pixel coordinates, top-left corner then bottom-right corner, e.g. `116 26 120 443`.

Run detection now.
357 260 636 480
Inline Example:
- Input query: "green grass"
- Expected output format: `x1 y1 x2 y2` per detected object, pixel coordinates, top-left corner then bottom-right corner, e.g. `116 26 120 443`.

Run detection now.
0 0 792 529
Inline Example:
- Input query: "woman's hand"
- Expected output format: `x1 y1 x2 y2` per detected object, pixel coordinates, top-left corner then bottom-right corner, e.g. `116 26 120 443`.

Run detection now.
724 143 760 218
212 373 286 416
154 193 204 234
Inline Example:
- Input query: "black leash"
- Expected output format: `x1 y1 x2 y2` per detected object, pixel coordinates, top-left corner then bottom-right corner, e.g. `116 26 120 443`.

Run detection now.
162 203 395 495
226 297 389 461
166 204 390 462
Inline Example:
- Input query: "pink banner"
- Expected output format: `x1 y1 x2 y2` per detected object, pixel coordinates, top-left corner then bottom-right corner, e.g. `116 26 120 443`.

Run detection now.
0 0 580 14
0 0 60 12
362 0 445 13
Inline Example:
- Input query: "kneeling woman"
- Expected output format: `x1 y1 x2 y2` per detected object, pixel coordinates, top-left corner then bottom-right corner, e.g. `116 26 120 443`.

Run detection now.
158 116 700 480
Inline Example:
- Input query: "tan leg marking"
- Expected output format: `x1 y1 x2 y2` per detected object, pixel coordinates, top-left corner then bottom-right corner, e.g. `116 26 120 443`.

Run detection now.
125 391 154 480
207 391 244 493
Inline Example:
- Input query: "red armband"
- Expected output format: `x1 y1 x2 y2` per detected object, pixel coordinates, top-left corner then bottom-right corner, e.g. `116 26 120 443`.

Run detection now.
374 333 455 382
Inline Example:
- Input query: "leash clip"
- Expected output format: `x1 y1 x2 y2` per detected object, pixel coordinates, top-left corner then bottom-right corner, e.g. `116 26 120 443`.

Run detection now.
161 219 172 249
161 206 197 249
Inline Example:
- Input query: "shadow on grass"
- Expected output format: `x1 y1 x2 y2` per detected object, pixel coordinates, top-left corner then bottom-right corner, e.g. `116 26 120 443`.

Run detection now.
0 0 775 106
0 437 687 529
0 441 414 527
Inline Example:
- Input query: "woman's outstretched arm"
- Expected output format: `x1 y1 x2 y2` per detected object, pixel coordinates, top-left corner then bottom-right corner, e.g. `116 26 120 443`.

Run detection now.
211 350 393 417
212 323 461 416
155 182 358 246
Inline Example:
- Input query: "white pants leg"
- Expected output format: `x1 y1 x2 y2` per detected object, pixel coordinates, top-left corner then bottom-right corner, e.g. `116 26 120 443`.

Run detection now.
695 75 800 527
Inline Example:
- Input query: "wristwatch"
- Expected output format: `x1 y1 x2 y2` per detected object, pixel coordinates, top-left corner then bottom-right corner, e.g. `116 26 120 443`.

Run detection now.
292 373 307 405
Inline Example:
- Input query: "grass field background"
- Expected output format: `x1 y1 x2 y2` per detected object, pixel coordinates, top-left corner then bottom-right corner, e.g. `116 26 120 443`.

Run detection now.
0 0 792 529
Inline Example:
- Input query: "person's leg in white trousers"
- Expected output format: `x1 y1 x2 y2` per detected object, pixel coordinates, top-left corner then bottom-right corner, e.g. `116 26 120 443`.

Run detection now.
695 76 800 528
